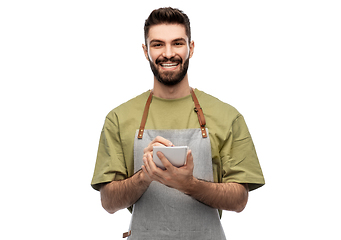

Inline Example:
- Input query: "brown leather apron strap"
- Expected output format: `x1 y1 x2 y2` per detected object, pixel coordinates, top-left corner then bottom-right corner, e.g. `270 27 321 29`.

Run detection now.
137 88 207 139
190 88 207 138
122 230 131 238
137 90 153 139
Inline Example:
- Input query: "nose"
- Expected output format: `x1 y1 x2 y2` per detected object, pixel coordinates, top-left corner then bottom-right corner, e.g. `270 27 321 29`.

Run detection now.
162 45 175 59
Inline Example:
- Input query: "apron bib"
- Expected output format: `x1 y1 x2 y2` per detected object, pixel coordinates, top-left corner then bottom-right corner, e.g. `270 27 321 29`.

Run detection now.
126 89 226 240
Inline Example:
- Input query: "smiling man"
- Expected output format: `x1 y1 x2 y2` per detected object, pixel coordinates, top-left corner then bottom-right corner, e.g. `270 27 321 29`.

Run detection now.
144 24 193 88
91 7 265 240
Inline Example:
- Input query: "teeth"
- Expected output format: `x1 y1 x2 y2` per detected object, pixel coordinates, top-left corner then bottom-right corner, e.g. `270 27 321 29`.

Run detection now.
161 63 178 68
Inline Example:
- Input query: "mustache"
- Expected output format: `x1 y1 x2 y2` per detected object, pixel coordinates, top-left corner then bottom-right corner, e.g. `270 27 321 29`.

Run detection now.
155 56 182 64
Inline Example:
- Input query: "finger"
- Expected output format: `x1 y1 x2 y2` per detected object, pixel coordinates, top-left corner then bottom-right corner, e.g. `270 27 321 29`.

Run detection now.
141 165 149 177
185 150 194 168
141 164 154 183
141 164 147 174
152 136 174 147
145 153 162 174
143 154 152 173
143 136 173 154
144 142 168 154
157 151 174 171
144 153 166 182
143 151 153 161
147 152 163 173
141 165 151 179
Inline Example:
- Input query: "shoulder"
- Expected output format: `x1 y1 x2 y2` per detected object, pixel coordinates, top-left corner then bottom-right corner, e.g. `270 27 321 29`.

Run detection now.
195 89 241 120
105 91 150 122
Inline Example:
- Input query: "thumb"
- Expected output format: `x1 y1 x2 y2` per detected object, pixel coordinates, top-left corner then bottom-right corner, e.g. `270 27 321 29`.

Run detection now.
185 150 194 167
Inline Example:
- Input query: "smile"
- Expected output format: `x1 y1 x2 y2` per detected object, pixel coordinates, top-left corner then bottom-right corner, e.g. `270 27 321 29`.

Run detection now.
160 62 179 69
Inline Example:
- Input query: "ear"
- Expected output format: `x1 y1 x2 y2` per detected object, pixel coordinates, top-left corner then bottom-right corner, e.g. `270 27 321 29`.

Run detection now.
142 44 149 61
189 41 195 59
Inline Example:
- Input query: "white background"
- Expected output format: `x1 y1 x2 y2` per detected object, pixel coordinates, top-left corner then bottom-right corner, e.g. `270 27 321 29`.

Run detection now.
1 0 340 239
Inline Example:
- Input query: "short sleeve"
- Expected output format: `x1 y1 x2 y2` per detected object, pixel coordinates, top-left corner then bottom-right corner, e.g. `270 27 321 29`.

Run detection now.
91 114 127 191
221 115 265 191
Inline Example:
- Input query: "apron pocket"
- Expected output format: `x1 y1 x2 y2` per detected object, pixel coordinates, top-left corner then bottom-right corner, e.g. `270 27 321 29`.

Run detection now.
129 229 212 240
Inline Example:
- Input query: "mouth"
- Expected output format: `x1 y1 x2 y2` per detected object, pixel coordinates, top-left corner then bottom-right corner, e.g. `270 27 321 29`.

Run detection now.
159 62 180 70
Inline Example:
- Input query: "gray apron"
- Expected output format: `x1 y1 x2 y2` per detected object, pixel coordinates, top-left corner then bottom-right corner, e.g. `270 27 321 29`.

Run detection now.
126 89 226 240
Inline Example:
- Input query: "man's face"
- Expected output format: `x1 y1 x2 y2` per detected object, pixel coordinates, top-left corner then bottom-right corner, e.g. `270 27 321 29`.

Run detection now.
143 24 194 86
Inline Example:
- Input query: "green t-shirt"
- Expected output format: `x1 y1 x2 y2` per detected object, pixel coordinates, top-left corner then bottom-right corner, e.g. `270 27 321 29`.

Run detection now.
91 89 265 192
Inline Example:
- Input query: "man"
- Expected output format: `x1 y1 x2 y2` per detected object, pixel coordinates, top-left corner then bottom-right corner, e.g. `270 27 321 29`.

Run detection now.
91 7 265 239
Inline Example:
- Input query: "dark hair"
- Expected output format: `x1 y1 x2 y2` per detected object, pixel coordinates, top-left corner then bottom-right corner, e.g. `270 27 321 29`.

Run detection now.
144 7 191 45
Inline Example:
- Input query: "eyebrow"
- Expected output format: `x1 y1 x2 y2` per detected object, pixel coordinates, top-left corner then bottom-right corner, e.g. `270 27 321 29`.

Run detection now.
149 40 163 45
149 38 187 45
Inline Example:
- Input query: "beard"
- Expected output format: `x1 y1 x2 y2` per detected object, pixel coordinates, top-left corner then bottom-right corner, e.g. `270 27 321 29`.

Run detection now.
149 55 189 86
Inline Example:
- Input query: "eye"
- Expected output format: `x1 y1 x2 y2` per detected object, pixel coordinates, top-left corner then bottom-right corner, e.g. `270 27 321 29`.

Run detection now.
174 42 184 46
151 42 164 48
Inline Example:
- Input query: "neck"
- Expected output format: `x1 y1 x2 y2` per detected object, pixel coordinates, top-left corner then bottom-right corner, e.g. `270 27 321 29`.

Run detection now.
153 75 191 99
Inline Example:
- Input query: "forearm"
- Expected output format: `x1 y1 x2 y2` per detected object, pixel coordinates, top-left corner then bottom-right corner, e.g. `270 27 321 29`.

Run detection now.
100 170 151 214
184 178 249 213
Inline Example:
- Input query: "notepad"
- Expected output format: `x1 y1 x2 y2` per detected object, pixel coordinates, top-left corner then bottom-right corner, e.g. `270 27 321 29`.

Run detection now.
153 146 188 169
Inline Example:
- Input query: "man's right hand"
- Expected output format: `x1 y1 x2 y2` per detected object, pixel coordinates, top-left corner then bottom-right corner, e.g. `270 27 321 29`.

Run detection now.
140 136 174 183
143 136 174 157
